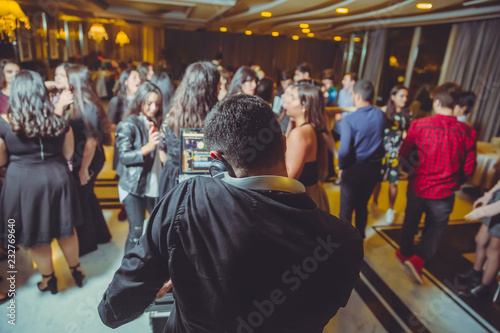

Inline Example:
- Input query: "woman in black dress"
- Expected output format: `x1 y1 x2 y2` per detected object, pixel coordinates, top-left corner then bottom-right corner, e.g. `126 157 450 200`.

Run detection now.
0 70 84 293
158 61 219 198
66 65 113 256
283 82 330 212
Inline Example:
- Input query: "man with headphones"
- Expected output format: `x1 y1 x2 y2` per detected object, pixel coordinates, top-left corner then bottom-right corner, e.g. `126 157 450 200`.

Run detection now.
99 95 363 333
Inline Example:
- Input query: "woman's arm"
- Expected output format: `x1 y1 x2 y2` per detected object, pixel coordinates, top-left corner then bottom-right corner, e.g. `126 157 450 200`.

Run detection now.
159 151 168 164
62 126 74 161
79 137 97 185
0 138 8 167
285 128 311 179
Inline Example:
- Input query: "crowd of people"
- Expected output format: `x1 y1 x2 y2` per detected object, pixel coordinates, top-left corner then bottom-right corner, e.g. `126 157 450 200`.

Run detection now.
0 55 498 331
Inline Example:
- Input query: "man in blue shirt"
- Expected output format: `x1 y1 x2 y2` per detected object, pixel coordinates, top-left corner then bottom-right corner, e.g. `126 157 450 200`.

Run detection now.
337 73 357 108
338 79 385 239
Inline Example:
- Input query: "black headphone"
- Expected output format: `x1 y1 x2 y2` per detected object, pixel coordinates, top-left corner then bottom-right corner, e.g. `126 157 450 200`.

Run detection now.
209 158 236 178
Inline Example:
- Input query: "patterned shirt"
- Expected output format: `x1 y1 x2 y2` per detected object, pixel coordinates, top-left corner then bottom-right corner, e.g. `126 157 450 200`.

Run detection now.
399 114 476 199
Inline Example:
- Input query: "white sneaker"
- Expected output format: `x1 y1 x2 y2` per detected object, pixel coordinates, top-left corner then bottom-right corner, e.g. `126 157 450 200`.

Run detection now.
385 209 395 225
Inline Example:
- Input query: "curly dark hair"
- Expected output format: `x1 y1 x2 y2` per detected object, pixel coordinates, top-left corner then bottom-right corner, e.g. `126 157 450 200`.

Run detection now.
8 70 67 138
163 61 219 137
66 65 112 146
204 94 285 174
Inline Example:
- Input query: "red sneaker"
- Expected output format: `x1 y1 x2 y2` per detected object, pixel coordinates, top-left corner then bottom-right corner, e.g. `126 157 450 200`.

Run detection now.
404 255 425 284
118 206 127 221
395 249 410 264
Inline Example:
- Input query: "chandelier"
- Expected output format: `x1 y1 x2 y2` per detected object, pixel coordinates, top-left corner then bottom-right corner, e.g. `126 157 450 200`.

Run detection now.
56 27 66 40
88 23 108 43
115 30 129 47
0 0 30 42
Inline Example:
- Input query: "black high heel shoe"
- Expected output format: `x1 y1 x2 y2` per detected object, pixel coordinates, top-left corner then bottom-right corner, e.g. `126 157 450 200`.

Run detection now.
37 272 58 294
70 263 85 287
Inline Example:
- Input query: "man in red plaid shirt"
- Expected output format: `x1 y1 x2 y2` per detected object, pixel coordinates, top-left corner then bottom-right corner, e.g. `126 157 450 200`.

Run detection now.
396 82 476 284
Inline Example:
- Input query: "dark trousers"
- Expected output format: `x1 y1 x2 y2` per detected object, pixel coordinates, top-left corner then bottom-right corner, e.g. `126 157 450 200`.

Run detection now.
340 163 381 238
400 188 455 261
123 193 155 253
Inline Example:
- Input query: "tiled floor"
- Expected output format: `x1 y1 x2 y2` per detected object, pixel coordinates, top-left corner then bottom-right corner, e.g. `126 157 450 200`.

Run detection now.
1 146 498 332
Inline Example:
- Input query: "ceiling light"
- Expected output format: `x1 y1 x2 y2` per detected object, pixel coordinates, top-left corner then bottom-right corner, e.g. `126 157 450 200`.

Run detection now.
115 31 130 47
333 36 342 41
88 23 108 43
302 28 310 33
299 23 309 29
416 3 432 9
220 27 227 32
261 11 272 17
307 33 314 37
292 35 299 40
336 8 349 14
353 37 361 42
271 32 279 37
245 30 252 35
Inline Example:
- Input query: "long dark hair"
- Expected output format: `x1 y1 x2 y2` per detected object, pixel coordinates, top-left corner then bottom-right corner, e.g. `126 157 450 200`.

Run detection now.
114 68 138 121
164 61 219 137
296 82 326 133
125 82 163 126
8 70 67 138
256 77 274 104
296 82 328 180
66 65 112 146
137 62 151 82
151 72 175 119
385 84 409 124
1 59 19 90
226 66 257 97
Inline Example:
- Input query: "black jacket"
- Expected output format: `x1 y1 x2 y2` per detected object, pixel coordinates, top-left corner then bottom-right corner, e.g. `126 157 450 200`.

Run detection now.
115 115 155 196
98 176 363 333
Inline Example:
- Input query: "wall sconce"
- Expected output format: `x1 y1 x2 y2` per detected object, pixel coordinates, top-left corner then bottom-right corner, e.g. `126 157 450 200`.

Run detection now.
115 30 129 47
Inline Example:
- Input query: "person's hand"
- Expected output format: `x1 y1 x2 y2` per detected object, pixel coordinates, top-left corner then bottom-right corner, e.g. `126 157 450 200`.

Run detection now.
338 169 343 182
146 125 160 152
465 207 487 221
335 113 343 122
156 279 173 299
58 90 74 108
79 168 91 186
473 192 493 209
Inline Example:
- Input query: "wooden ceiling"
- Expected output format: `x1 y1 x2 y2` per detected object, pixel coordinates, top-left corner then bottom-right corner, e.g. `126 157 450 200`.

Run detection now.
20 0 500 39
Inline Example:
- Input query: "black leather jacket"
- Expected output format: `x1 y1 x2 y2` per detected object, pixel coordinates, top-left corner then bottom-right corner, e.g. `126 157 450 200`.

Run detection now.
115 115 155 197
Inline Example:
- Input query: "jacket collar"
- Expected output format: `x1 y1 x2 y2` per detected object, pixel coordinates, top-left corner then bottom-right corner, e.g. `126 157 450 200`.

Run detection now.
218 172 306 194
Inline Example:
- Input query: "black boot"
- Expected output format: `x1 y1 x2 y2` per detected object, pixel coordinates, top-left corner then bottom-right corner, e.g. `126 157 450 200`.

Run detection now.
458 283 495 299
457 268 482 286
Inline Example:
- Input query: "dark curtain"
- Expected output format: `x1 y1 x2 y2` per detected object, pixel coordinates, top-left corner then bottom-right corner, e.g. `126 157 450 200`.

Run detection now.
442 19 500 141
362 29 388 84
162 29 343 81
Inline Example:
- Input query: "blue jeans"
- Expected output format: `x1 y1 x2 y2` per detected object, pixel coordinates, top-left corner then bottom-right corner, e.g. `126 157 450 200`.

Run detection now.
123 193 156 253
400 188 455 261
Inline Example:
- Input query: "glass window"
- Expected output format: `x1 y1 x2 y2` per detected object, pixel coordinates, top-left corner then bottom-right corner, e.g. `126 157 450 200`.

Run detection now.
409 24 451 97
376 27 414 106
